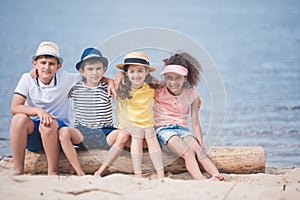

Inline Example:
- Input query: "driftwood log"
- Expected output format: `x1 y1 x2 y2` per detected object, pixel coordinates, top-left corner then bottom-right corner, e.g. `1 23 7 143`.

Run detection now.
24 146 265 175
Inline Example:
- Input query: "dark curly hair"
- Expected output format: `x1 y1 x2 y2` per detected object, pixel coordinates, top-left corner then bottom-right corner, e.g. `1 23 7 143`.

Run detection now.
163 51 202 87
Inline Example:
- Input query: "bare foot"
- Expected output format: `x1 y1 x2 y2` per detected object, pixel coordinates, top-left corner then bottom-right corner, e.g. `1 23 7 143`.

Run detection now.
94 170 102 177
209 174 225 181
156 170 165 179
134 172 143 178
48 171 58 176
13 170 24 176
77 171 85 176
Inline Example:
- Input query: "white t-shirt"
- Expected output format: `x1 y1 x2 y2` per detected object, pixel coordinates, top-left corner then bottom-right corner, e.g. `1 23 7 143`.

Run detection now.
14 71 81 125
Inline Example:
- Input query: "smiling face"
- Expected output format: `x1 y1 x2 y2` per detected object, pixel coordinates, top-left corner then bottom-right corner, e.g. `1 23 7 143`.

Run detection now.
32 56 61 85
164 72 186 95
126 65 149 89
80 61 106 87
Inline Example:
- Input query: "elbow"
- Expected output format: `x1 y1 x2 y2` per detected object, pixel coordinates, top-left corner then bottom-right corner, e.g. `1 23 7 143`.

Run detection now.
10 105 18 115
10 108 16 116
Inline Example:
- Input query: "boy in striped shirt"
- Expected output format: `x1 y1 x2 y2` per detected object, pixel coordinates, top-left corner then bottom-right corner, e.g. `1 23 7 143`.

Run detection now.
59 48 120 176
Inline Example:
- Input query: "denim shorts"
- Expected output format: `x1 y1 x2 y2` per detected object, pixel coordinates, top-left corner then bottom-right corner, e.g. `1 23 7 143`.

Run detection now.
26 119 68 152
75 124 117 151
156 125 195 150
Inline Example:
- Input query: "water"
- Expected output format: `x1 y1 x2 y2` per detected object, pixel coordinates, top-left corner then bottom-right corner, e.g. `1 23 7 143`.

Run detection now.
0 0 299 167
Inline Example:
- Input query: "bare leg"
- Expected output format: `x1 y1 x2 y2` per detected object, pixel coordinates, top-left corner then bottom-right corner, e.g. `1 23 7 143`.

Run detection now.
10 114 34 175
59 127 84 176
144 128 164 178
95 130 130 176
167 136 205 180
39 121 60 175
127 127 144 178
183 136 224 181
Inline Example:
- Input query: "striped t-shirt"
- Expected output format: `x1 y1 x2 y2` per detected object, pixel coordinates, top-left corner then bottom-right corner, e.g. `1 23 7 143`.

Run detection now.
69 81 114 128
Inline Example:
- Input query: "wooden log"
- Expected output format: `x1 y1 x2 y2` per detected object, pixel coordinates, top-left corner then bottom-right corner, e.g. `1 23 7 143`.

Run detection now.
24 146 265 175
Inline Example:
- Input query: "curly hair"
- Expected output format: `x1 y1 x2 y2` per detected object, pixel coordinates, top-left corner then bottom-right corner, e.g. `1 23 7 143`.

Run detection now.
118 65 158 99
163 51 202 87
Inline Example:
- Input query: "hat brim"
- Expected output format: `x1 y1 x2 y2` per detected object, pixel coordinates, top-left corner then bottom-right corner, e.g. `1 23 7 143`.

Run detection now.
161 65 188 76
32 54 63 64
116 63 156 72
76 57 108 71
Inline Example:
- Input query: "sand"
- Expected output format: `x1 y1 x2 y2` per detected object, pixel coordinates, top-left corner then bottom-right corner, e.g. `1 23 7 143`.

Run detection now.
0 157 299 200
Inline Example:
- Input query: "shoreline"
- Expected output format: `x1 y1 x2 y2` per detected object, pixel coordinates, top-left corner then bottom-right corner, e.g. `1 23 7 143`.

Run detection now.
0 157 299 200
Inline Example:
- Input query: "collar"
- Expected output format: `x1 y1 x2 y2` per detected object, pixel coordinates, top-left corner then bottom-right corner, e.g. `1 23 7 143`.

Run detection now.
36 74 57 88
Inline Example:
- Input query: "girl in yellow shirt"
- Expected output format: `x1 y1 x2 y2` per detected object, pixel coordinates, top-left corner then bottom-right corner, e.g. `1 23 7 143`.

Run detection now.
95 52 164 178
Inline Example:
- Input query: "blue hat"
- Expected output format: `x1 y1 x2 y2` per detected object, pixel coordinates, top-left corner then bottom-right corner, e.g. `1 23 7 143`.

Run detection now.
75 48 108 71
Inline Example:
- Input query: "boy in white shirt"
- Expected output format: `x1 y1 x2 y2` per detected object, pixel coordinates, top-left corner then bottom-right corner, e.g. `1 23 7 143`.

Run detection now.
10 41 82 175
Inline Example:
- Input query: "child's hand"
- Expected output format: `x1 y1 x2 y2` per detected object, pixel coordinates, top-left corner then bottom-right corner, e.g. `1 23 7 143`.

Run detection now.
107 81 117 100
30 68 38 79
36 108 57 127
102 76 117 99
114 71 124 89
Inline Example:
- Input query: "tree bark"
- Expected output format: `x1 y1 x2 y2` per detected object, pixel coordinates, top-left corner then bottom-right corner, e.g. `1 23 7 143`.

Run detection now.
24 146 265 175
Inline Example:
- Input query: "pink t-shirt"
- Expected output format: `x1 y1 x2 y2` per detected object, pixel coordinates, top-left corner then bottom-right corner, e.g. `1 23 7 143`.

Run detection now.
153 87 198 127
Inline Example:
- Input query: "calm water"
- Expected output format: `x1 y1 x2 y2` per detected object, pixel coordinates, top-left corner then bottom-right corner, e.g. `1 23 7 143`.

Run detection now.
0 0 299 167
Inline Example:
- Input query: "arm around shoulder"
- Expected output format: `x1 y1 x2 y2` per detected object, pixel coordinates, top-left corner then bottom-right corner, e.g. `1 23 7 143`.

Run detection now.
102 76 117 99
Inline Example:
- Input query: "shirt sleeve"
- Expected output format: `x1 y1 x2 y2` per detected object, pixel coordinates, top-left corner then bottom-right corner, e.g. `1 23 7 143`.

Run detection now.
14 73 31 98
65 71 82 85
68 87 74 98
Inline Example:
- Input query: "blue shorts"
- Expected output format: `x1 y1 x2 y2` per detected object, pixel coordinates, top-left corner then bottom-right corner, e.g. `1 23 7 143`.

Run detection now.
156 125 195 150
27 119 68 151
75 124 116 151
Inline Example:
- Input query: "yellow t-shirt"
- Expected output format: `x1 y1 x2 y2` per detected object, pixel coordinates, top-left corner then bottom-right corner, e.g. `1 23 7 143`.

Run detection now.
117 83 154 129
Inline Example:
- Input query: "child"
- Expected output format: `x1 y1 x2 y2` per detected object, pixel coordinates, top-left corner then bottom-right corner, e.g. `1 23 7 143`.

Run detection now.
10 41 82 175
153 52 225 181
95 52 165 178
59 47 121 176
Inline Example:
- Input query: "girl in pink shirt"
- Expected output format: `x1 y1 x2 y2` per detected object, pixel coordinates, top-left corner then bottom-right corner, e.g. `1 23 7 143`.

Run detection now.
153 52 225 181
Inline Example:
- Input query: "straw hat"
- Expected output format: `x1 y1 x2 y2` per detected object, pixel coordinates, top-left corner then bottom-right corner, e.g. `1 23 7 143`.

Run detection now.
116 52 156 72
32 41 63 64
75 48 108 71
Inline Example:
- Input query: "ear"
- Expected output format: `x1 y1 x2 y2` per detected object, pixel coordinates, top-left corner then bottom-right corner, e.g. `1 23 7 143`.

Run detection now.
56 63 62 70
32 60 37 67
79 68 84 75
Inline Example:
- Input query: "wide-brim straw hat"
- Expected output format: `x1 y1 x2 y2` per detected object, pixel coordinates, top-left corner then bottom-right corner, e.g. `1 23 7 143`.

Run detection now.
116 51 156 72
32 41 63 64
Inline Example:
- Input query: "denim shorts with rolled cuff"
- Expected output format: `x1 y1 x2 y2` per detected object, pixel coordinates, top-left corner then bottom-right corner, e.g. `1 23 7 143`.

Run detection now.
26 119 68 152
156 124 195 152
74 124 117 151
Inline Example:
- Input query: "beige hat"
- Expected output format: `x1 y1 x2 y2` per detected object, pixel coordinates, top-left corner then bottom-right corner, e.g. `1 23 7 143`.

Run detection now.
116 51 156 72
32 41 63 64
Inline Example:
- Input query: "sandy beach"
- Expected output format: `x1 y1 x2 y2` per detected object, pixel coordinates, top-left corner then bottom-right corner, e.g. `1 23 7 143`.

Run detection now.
0 157 299 200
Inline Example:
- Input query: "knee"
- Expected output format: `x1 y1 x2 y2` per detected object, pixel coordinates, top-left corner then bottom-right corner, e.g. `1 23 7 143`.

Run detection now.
58 128 71 142
11 113 29 125
144 128 156 139
115 131 130 146
129 128 144 139
182 148 196 160
10 114 33 134
39 120 59 136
